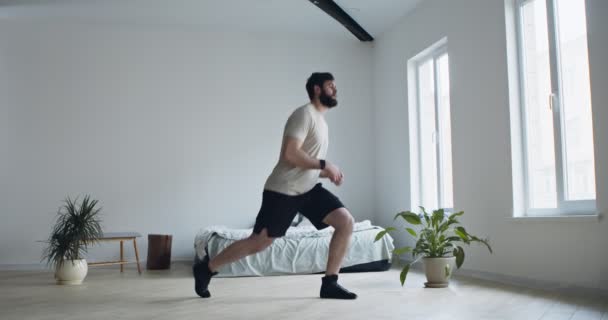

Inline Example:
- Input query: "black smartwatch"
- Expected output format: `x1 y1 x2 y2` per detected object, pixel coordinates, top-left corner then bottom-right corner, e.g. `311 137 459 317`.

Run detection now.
319 159 326 170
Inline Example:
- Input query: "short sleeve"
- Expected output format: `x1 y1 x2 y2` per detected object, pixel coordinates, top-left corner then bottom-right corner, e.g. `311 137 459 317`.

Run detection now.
283 108 311 141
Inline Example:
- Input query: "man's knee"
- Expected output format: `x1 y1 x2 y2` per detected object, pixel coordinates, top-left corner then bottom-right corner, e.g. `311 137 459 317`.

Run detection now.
341 213 355 232
327 209 354 232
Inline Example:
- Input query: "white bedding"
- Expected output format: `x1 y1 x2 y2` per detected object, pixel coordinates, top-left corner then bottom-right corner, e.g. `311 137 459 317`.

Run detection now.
194 220 395 277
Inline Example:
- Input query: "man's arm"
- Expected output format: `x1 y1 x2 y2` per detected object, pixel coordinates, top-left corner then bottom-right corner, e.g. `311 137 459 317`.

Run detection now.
282 137 322 169
282 137 343 185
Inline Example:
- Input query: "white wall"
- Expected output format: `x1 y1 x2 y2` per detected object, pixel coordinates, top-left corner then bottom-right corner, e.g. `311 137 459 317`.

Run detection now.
0 21 374 265
373 0 608 290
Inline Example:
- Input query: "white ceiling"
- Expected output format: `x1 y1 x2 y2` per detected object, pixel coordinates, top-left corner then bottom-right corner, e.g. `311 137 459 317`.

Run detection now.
0 0 423 41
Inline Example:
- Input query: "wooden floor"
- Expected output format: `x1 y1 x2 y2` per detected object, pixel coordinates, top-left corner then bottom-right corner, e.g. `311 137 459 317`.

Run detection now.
1 262 606 320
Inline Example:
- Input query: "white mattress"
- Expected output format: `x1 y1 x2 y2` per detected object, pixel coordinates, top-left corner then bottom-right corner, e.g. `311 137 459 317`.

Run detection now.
194 220 395 277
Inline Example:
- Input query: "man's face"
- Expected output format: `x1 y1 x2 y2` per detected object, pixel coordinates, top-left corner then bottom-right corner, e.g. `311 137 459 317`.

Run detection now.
318 80 338 108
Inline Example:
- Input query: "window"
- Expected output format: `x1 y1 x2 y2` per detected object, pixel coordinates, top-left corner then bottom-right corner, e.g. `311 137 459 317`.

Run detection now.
408 40 453 211
514 0 595 215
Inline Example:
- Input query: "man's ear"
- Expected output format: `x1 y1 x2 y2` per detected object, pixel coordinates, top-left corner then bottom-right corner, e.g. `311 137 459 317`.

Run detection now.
314 85 321 97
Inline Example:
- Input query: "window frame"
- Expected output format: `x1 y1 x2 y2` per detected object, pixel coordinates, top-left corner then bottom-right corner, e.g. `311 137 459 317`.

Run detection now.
410 41 453 212
514 0 595 216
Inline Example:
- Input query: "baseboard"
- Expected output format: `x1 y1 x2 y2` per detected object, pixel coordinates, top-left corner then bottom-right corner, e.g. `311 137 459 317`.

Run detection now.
398 258 608 298
0 264 48 271
454 268 608 298
0 258 195 272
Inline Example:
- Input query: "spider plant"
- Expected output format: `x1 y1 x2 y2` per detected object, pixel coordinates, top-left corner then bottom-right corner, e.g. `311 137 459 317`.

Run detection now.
42 195 103 267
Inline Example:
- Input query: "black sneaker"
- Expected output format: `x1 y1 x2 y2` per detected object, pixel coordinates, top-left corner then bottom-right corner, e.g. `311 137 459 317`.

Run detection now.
320 275 357 300
193 255 217 298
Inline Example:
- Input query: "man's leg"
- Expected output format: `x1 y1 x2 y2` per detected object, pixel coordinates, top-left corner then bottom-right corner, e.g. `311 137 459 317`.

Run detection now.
322 208 355 275
320 208 357 299
194 228 274 298
208 228 274 272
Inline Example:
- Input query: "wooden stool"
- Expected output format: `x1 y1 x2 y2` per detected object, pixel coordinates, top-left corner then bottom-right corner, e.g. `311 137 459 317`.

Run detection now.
88 232 142 274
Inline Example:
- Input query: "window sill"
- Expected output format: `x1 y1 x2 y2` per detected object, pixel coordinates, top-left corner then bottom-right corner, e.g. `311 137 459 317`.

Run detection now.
509 214 602 223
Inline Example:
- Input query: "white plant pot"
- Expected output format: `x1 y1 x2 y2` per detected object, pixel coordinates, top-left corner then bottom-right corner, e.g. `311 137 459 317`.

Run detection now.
423 256 456 288
55 259 88 285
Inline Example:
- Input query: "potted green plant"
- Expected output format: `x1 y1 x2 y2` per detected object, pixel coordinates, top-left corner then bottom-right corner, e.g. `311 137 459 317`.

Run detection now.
42 195 103 285
375 207 492 287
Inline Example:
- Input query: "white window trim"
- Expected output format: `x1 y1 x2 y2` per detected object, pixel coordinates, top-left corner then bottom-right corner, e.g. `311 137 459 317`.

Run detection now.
512 0 596 217
408 38 453 212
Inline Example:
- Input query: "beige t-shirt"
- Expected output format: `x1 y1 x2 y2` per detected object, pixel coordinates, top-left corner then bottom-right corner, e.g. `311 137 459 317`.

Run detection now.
264 103 329 195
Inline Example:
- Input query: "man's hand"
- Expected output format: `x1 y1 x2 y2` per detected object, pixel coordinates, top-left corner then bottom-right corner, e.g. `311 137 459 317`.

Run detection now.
321 161 344 186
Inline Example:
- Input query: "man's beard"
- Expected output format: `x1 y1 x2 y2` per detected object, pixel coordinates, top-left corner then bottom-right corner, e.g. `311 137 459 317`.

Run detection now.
319 91 338 108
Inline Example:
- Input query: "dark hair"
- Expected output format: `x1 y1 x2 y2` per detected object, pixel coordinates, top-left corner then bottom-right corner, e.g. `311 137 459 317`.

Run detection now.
306 72 334 100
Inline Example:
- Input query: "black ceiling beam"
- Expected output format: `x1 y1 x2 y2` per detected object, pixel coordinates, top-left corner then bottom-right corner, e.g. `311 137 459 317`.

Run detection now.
309 0 374 42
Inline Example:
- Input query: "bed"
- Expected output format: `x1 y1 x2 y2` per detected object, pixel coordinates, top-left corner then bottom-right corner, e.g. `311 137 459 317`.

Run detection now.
194 219 395 277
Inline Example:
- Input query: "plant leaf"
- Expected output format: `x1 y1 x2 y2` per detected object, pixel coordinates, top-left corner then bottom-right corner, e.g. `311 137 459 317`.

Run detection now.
400 264 410 286
454 228 469 243
470 235 493 253
374 227 395 242
419 206 429 216
454 246 465 268
449 211 464 220
455 226 468 236
431 209 445 229
445 236 461 243
393 246 412 256
394 211 422 225
374 231 388 242
405 228 417 237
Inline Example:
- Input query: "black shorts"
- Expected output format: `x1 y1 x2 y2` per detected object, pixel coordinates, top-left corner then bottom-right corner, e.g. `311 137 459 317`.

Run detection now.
253 183 345 237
